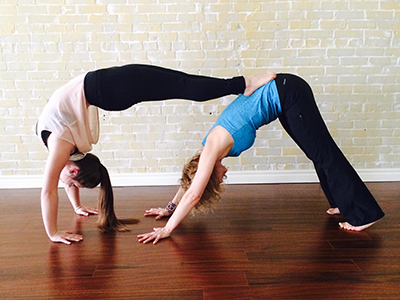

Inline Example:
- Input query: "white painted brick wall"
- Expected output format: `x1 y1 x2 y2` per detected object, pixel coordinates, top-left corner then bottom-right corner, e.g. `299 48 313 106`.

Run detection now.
0 0 399 178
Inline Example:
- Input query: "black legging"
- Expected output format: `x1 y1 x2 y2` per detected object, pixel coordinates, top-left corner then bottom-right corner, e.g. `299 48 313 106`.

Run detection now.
275 74 384 226
84 64 245 111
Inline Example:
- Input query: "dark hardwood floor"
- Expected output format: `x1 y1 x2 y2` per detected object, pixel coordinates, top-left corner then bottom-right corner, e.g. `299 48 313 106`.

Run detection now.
1 182 399 299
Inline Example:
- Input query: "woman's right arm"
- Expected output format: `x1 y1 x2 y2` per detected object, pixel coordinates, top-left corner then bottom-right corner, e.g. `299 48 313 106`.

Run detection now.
41 135 83 244
143 186 186 219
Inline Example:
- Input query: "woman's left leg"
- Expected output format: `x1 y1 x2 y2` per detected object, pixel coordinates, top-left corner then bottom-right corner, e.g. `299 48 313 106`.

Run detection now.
275 74 384 226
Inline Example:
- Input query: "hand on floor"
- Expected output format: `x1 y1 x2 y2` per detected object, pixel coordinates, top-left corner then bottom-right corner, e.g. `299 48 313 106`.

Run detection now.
143 207 170 220
50 231 83 245
137 227 171 244
75 205 98 216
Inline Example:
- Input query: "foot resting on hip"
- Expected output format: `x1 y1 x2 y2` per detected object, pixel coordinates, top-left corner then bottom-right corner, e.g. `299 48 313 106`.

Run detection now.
244 72 277 96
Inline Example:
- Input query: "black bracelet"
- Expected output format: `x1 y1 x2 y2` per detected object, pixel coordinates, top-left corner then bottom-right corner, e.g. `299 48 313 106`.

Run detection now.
165 201 177 216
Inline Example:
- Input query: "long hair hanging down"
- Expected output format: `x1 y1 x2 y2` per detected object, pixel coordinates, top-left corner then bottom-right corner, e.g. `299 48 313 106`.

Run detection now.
74 153 139 232
180 152 224 214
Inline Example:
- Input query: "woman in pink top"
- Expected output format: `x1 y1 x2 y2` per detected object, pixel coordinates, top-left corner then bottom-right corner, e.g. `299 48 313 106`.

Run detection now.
37 64 276 244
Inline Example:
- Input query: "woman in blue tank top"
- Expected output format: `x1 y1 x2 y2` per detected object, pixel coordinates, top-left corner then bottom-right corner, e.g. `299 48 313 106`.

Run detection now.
138 73 385 245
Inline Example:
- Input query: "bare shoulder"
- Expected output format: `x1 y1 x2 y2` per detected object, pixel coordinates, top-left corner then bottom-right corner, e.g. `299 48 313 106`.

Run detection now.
47 134 75 154
205 126 234 158
43 135 75 191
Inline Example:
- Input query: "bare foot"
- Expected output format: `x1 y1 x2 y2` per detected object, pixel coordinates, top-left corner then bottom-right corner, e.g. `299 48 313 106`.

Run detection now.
339 221 377 232
244 72 277 96
326 207 340 215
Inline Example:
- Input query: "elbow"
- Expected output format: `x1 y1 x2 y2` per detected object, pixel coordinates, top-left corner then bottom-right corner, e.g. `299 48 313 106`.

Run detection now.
41 187 57 202
185 189 202 207
41 189 50 200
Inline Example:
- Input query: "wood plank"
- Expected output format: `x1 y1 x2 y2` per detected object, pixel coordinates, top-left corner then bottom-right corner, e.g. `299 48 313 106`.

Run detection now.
1 182 399 299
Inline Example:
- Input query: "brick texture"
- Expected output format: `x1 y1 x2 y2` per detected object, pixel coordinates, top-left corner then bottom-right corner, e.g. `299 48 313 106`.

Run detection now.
0 0 399 176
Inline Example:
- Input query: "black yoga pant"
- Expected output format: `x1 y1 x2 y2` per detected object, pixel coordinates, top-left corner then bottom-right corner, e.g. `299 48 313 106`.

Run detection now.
275 74 384 226
84 64 245 111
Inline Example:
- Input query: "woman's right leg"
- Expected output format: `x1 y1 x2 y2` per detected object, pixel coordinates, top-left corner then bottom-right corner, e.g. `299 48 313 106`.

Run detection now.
84 64 245 111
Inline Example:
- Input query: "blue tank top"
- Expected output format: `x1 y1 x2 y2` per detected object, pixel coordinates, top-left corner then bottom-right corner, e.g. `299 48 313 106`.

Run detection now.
202 80 281 157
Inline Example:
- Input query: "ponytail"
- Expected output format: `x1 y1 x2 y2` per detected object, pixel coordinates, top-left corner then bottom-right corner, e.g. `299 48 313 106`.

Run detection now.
74 153 139 232
97 165 139 232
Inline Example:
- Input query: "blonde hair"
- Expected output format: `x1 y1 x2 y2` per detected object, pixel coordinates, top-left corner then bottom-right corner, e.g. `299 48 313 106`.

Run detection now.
180 152 224 213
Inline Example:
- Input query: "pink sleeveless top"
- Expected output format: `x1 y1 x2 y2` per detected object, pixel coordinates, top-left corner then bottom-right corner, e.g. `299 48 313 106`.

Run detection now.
36 74 99 153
